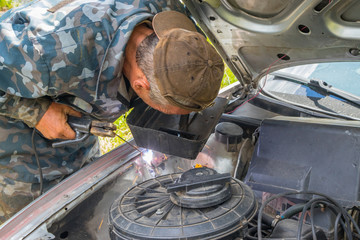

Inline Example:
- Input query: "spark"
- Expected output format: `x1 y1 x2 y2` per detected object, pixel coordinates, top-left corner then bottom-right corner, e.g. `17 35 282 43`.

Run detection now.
142 150 154 165
98 218 104 231
132 175 138 185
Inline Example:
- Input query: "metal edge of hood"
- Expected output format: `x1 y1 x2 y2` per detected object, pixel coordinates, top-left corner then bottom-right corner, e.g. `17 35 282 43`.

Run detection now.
183 0 360 89
0 143 140 240
183 0 253 90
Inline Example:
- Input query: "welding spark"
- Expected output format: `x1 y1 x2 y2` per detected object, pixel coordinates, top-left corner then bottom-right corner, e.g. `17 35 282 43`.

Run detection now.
141 150 154 165
132 175 138 185
98 218 104 231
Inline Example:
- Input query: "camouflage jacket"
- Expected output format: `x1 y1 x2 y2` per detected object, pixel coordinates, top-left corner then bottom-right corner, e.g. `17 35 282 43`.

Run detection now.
0 0 184 127
0 0 185 184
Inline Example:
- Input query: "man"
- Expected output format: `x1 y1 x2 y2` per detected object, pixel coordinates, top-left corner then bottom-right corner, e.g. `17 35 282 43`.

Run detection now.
0 0 224 223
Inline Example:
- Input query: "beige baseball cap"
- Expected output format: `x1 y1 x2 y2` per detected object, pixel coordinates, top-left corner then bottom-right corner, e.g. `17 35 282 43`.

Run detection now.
152 11 224 111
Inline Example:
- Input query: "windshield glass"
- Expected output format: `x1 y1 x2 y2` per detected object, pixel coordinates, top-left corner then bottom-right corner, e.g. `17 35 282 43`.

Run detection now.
278 62 360 96
262 62 360 119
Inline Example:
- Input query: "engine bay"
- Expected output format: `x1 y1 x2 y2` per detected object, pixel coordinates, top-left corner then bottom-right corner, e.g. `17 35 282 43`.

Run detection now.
2 90 360 240
44 97 360 240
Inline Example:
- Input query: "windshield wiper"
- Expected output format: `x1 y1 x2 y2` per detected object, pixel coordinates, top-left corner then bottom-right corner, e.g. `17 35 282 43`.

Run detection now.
272 72 360 107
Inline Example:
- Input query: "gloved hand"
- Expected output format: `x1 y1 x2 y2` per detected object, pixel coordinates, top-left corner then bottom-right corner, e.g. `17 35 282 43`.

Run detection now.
35 102 82 140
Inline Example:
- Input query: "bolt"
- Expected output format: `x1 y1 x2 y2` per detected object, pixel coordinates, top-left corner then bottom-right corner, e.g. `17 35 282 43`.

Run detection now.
156 209 164 215
349 48 359 56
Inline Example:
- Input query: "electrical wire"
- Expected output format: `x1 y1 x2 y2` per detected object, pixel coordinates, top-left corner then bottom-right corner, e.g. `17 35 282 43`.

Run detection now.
334 213 342 240
304 200 353 240
310 202 318 240
226 54 288 114
32 128 44 195
297 198 353 240
326 203 351 240
257 190 360 240
297 198 324 240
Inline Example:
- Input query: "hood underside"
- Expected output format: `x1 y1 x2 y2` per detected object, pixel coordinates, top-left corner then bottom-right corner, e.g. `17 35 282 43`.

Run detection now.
183 0 360 88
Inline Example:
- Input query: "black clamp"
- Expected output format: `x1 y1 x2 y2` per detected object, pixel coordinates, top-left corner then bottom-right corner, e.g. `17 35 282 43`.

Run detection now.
52 115 116 148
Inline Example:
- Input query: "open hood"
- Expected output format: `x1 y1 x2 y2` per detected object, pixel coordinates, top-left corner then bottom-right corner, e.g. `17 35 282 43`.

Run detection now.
183 0 360 89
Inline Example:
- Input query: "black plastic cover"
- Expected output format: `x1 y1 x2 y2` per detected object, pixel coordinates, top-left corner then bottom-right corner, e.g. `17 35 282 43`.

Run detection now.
167 168 232 208
126 97 227 159
245 116 360 207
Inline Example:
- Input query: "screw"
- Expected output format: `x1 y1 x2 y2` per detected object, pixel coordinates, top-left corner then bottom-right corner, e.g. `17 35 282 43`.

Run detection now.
156 209 164 215
349 48 359 56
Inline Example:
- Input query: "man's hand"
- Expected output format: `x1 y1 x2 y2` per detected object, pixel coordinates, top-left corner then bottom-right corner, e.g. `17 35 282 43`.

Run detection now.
35 102 82 140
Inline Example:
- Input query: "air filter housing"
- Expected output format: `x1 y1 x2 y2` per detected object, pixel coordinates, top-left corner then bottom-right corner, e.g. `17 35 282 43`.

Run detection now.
109 168 257 240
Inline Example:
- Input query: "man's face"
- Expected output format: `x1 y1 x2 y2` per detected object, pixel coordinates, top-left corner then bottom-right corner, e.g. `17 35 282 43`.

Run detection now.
151 103 192 115
137 90 192 115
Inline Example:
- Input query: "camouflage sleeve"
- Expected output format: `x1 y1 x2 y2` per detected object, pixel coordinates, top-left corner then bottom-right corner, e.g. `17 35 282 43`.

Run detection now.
0 92 51 128
0 7 53 128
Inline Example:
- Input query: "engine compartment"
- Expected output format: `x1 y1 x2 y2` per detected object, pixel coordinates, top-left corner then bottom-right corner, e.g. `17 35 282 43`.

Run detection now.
3 91 360 240
46 101 360 239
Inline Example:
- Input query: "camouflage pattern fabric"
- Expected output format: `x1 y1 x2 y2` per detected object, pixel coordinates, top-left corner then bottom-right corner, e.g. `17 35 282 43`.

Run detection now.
0 0 185 223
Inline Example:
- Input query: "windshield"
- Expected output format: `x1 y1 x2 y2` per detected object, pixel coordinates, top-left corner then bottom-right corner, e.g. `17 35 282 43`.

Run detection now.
262 62 360 119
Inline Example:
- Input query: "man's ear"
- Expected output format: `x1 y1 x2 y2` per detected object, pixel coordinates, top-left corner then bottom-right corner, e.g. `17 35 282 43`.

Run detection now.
133 77 150 91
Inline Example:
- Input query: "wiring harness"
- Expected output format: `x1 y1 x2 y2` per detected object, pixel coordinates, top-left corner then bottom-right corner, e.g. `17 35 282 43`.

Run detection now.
256 191 360 240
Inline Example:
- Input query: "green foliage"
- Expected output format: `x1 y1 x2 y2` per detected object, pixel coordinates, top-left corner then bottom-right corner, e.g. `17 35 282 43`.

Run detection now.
0 0 17 10
221 65 237 88
98 111 133 154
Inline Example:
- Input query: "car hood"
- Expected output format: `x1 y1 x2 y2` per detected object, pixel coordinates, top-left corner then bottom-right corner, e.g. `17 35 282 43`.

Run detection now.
183 0 360 89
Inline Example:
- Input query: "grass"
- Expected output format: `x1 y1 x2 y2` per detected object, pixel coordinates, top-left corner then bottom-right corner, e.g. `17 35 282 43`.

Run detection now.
99 65 238 154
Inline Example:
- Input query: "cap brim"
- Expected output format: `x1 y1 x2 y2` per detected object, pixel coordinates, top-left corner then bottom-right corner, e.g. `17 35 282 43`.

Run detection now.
152 11 197 38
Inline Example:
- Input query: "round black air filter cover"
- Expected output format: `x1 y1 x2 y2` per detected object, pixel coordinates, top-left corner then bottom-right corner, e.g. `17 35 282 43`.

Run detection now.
167 167 232 208
109 169 257 240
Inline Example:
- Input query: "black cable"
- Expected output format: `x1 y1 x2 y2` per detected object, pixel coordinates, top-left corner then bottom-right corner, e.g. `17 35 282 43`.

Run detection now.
298 199 352 240
257 190 358 240
297 198 352 240
297 198 325 240
281 203 307 219
334 213 342 240
324 203 351 240
310 202 318 240
32 128 43 195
